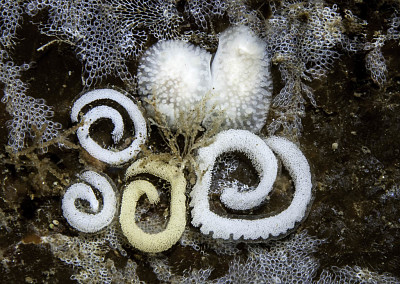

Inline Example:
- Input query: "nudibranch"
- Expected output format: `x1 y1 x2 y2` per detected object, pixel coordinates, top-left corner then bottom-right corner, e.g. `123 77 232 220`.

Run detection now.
137 40 212 128
206 25 273 132
137 25 272 133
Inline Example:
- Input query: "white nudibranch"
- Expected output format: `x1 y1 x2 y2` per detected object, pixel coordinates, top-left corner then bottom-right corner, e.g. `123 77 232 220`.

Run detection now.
190 130 313 240
62 171 117 233
206 25 273 132
71 89 147 165
137 40 212 128
137 25 272 132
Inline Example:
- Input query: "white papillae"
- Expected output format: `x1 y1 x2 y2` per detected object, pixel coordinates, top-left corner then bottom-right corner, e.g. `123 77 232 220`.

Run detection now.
205 25 272 132
137 40 212 128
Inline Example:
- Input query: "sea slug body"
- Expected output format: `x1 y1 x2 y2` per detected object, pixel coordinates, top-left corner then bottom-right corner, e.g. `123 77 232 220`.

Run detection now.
137 40 212 128
137 25 272 132
206 25 273 132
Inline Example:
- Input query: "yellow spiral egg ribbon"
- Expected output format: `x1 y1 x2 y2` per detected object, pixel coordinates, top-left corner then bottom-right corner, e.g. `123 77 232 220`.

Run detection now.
119 158 187 253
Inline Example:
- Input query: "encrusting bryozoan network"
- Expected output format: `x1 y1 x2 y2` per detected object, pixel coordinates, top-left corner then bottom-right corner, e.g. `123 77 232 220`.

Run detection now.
0 49 62 152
